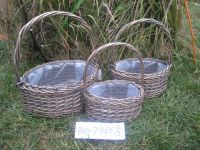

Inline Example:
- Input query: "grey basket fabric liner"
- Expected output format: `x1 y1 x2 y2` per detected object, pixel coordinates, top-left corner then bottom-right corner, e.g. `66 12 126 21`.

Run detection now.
22 60 96 87
87 80 140 99
115 58 168 74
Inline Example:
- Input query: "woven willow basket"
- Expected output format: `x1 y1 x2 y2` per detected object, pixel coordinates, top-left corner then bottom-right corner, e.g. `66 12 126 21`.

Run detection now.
110 19 173 99
83 42 144 122
14 11 98 117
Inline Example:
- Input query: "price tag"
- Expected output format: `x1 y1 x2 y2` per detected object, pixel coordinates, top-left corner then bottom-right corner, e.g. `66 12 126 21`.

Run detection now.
74 122 125 140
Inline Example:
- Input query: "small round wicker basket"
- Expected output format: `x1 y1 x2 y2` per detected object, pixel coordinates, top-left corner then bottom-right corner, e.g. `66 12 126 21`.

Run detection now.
83 42 144 122
14 11 98 117
110 19 173 99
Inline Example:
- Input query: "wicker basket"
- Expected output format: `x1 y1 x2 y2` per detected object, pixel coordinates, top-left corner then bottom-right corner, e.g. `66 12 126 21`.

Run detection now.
110 19 173 99
83 42 144 122
14 11 98 117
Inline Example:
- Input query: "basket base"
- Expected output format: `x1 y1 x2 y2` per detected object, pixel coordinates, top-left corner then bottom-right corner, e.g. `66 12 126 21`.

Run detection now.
24 107 83 118
20 86 86 118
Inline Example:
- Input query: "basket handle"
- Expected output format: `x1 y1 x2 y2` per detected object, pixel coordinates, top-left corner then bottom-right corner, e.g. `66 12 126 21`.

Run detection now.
83 42 144 89
113 18 173 65
14 11 96 83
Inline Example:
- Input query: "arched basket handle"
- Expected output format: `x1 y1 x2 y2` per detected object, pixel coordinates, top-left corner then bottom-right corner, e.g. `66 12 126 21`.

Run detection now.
113 18 173 65
83 42 144 89
14 11 96 83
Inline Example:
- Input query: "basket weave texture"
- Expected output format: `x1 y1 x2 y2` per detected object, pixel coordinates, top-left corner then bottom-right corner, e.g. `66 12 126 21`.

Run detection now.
14 11 97 117
83 42 144 122
111 19 173 99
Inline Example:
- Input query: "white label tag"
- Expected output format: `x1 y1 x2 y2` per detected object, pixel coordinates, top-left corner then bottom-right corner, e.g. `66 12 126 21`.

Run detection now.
98 69 102 80
74 122 125 140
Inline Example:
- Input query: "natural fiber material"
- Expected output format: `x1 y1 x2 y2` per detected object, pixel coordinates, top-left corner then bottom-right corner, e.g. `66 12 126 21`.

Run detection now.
84 80 144 122
111 58 170 99
111 18 173 99
83 42 144 122
14 11 97 117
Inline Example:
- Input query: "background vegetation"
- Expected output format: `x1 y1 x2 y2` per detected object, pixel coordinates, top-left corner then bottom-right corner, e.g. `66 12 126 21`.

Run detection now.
0 0 185 62
0 0 199 149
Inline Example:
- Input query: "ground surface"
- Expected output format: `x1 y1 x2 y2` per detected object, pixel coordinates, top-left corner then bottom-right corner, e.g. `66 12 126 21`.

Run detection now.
0 2 200 150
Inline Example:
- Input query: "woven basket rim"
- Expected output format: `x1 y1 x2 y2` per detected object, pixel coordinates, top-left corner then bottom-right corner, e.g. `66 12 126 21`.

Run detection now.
85 79 144 101
20 60 98 90
111 57 171 77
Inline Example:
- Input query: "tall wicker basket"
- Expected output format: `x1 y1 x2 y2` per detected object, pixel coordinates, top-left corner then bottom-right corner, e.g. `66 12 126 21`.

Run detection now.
14 11 98 117
110 19 173 99
83 42 144 122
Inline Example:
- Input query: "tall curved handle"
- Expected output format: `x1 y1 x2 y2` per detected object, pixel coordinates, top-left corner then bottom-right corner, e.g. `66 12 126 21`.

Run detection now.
83 42 144 89
113 18 173 65
14 11 96 83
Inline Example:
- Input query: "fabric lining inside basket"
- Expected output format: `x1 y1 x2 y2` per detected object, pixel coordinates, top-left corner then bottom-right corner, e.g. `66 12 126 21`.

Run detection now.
22 60 96 86
87 80 140 99
115 58 167 74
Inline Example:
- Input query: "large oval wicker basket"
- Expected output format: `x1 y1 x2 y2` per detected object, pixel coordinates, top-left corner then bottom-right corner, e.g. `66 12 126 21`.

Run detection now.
14 11 98 117
83 42 144 122
110 19 173 99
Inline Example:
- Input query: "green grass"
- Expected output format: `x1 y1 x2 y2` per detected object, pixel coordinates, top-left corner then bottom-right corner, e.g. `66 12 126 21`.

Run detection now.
0 45 200 150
